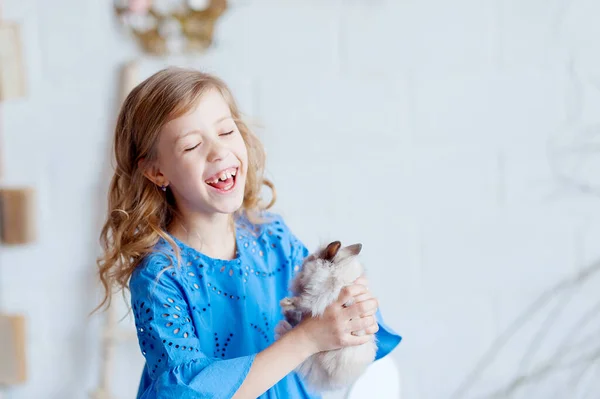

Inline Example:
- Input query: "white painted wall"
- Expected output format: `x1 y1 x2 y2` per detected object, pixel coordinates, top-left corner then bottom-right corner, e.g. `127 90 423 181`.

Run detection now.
2 0 600 398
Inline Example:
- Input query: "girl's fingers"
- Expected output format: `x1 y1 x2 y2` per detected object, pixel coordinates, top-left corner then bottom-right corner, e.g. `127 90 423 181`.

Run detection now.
362 322 379 335
336 284 368 307
346 315 376 333
354 276 369 288
343 298 379 319
358 307 378 318
352 293 372 303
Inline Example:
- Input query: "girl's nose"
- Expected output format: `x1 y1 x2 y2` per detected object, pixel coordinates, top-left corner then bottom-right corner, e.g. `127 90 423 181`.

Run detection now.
206 140 229 163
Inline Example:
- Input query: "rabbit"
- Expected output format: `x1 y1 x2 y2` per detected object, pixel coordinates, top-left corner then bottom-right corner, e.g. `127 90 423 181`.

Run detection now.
275 241 377 392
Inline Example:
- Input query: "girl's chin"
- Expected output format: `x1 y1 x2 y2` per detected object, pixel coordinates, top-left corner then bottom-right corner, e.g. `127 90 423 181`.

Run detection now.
213 203 244 215
207 192 245 215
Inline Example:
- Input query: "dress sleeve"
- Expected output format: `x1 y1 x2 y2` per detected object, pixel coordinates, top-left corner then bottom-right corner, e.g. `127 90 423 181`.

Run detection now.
130 255 255 399
374 309 402 360
288 229 310 273
278 217 402 360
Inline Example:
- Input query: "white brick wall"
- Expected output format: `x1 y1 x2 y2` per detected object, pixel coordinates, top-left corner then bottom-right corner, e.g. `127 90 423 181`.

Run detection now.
2 1 600 398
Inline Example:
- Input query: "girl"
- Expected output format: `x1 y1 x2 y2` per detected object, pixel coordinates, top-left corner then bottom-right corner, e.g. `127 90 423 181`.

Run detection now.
96 67 401 399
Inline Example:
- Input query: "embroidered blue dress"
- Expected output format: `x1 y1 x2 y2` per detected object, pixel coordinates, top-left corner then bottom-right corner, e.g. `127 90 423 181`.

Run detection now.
130 214 401 399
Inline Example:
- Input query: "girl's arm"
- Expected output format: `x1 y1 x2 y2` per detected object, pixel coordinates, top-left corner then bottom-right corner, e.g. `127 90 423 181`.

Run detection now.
231 326 313 399
232 284 379 399
131 258 378 399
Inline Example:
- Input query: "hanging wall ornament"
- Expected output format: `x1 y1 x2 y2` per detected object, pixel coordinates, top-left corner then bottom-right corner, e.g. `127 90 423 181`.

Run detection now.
114 0 228 56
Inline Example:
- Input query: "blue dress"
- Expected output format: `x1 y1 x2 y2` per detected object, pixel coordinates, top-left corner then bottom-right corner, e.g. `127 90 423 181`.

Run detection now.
130 214 401 399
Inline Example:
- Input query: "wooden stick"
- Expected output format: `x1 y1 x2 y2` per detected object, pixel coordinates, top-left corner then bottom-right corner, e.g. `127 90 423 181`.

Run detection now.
120 59 139 105
91 60 140 398
92 304 117 399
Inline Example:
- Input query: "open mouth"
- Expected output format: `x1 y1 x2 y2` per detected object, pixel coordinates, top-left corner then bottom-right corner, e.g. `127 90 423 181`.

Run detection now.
205 167 238 193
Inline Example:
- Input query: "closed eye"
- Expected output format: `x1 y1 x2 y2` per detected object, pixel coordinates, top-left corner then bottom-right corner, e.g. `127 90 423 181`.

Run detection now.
220 131 234 136
184 143 200 152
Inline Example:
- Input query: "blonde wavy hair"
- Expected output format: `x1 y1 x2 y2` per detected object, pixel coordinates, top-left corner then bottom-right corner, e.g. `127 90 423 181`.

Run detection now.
95 67 274 312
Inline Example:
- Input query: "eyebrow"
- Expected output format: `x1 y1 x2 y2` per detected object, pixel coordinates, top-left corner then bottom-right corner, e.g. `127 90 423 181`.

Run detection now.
175 115 233 144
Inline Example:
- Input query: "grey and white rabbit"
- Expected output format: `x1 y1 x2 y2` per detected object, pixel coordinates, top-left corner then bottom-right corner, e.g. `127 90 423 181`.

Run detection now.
275 241 377 392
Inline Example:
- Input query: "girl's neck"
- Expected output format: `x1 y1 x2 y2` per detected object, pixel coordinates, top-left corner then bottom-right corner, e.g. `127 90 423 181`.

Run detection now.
169 210 237 260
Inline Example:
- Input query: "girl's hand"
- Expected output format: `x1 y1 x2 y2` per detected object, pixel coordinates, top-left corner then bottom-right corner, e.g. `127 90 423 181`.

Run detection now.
351 275 379 317
295 283 379 355
354 275 369 289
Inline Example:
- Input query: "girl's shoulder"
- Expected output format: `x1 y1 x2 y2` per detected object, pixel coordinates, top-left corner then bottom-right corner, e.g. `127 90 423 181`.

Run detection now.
237 211 308 267
130 213 305 291
236 211 299 244
129 240 182 290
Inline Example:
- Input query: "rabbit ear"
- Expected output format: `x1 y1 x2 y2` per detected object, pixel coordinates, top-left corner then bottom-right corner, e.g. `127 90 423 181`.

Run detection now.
343 243 362 256
322 241 342 262
334 243 363 263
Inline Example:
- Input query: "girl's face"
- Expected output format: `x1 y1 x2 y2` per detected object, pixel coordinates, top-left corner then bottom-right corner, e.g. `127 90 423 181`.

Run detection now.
149 89 249 217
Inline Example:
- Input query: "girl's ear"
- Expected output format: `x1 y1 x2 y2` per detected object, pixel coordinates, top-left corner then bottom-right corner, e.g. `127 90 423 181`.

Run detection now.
138 157 168 188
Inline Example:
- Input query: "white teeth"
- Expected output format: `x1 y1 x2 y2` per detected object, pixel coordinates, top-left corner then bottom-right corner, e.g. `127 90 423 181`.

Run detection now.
206 168 237 184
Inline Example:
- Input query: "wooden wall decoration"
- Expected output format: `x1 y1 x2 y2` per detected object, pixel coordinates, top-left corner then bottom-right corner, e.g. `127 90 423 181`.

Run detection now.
0 22 26 101
0 314 27 385
114 0 228 56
